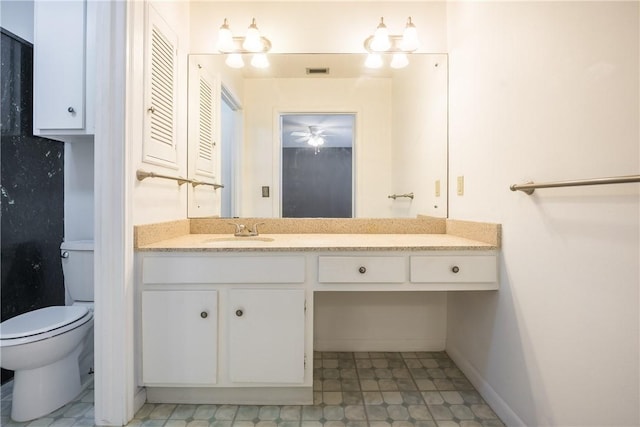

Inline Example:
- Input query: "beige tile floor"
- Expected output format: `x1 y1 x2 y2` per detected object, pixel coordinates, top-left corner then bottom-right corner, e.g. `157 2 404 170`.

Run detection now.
0 352 504 427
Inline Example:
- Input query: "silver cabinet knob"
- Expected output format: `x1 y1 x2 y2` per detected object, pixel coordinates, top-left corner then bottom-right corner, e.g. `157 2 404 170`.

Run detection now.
60 251 69 259
147 106 155 113
235 309 244 317
451 266 460 273
67 107 75 113
200 311 208 318
358 266 367 274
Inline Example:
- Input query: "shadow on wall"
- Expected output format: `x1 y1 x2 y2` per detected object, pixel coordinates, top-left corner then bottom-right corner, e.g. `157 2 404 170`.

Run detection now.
446 260 549 426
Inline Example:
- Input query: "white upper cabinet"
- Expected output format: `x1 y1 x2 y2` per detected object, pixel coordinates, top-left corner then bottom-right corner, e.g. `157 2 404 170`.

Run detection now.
188 60 220 180
142 4 179 168
33 0 96 136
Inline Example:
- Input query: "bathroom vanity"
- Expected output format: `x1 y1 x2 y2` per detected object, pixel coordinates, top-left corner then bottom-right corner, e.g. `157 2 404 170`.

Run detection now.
135 220 499 405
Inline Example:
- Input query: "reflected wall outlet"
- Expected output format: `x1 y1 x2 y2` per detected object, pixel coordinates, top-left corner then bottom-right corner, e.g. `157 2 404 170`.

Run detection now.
457 176 464 196
262 186 270 197
435 180 441 197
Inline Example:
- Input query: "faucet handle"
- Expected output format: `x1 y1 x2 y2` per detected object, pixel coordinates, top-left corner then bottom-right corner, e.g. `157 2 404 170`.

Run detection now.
250 222 266 236
228 222 243 234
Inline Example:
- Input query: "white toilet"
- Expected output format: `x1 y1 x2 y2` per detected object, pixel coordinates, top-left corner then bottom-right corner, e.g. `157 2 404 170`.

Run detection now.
0 240 94 422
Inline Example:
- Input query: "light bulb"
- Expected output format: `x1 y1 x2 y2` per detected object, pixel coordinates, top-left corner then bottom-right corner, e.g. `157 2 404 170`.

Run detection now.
401 17 419 51
243 18 263 52
370 17 391 52
216 18 234 52
364 53 383 69
390 53 409 69
250 53 269 68
225 53 244 68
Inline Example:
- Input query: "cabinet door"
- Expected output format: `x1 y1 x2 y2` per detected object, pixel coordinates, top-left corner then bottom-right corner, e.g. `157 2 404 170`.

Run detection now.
228 289 305 383
34 0 85 130
143 4 179 168
190 61 220 179
142 290 218 385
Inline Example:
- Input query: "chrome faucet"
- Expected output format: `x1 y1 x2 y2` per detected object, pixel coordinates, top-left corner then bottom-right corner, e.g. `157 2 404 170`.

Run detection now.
229 222 264 237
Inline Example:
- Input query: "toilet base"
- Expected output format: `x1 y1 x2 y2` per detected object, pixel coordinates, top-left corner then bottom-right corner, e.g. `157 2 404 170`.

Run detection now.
11 347 82 422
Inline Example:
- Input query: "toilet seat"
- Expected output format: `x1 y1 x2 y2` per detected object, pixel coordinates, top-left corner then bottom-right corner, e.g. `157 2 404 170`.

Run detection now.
0 306 93 347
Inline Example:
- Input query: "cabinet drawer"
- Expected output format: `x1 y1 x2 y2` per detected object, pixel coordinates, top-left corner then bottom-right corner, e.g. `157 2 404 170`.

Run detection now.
318 256 406 283
410 255 497 283
143 255 305 284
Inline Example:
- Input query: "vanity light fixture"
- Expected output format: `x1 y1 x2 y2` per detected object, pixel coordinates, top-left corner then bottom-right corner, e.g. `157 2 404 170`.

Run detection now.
364 17 419 69
216 18 272 69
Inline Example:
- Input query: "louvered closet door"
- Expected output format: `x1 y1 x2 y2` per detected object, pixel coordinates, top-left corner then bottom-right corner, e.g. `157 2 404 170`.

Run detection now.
143 4 179 168
195 67 220 178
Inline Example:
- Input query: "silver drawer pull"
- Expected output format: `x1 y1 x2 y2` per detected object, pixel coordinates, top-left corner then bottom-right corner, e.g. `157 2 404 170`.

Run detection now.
67 107 75 113
358 266 367 274
451 266 460 274
200 311 208 318
235 309 244 317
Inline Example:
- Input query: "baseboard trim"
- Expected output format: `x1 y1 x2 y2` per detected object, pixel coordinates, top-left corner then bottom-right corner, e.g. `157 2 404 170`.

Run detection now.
446 345 525 427
146 386 313 405
314 338 446 352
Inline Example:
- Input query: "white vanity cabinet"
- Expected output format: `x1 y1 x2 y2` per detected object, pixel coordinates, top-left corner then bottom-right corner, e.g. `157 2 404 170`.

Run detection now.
137 239 498 404
33 0 96 137
141 290 218 385
139 253 311 402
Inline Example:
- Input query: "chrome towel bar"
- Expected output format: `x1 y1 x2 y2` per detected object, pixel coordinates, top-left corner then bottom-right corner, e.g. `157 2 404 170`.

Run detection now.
192 180 224 190
388 192 414 200
510 174 640 195
136 169 224 189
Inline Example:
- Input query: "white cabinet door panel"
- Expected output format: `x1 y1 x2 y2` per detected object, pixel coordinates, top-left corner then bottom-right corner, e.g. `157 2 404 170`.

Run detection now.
228 289 305 383
34 0 85 130
142 290 218 385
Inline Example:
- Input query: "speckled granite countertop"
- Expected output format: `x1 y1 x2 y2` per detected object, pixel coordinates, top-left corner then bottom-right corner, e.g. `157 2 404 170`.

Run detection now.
136 233 497 252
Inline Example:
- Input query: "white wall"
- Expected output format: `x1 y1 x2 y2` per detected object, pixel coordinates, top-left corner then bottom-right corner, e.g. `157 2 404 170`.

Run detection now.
315 292 447 351
65 141 95 240
242 77 393 217
445 2 639 426
0 0 34 42
189 1 447 54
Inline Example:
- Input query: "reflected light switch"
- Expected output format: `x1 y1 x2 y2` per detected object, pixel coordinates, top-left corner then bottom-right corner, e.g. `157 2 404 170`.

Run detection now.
457 176 464 196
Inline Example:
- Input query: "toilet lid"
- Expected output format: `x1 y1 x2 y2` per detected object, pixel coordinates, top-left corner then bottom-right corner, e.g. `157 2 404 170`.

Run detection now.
0 306 89 339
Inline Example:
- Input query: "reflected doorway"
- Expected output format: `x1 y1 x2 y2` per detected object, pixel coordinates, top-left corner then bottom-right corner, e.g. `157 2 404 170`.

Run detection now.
280 113 355 218
221 87 241 218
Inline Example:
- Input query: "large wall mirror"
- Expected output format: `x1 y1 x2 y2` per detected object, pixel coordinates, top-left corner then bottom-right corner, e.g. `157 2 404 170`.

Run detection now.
187 53 448 219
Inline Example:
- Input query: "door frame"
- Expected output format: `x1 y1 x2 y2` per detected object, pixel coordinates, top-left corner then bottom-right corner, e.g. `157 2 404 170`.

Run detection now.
272 108 359 218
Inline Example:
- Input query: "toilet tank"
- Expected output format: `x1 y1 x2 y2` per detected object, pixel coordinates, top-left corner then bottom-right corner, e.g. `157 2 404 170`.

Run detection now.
60 240 94 302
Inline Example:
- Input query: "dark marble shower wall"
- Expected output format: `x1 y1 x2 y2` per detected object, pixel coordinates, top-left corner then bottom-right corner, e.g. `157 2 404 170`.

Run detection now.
1 29 65 383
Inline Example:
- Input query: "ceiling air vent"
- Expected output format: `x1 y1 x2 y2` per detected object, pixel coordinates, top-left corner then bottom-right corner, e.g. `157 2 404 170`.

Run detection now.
306 67 330 75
